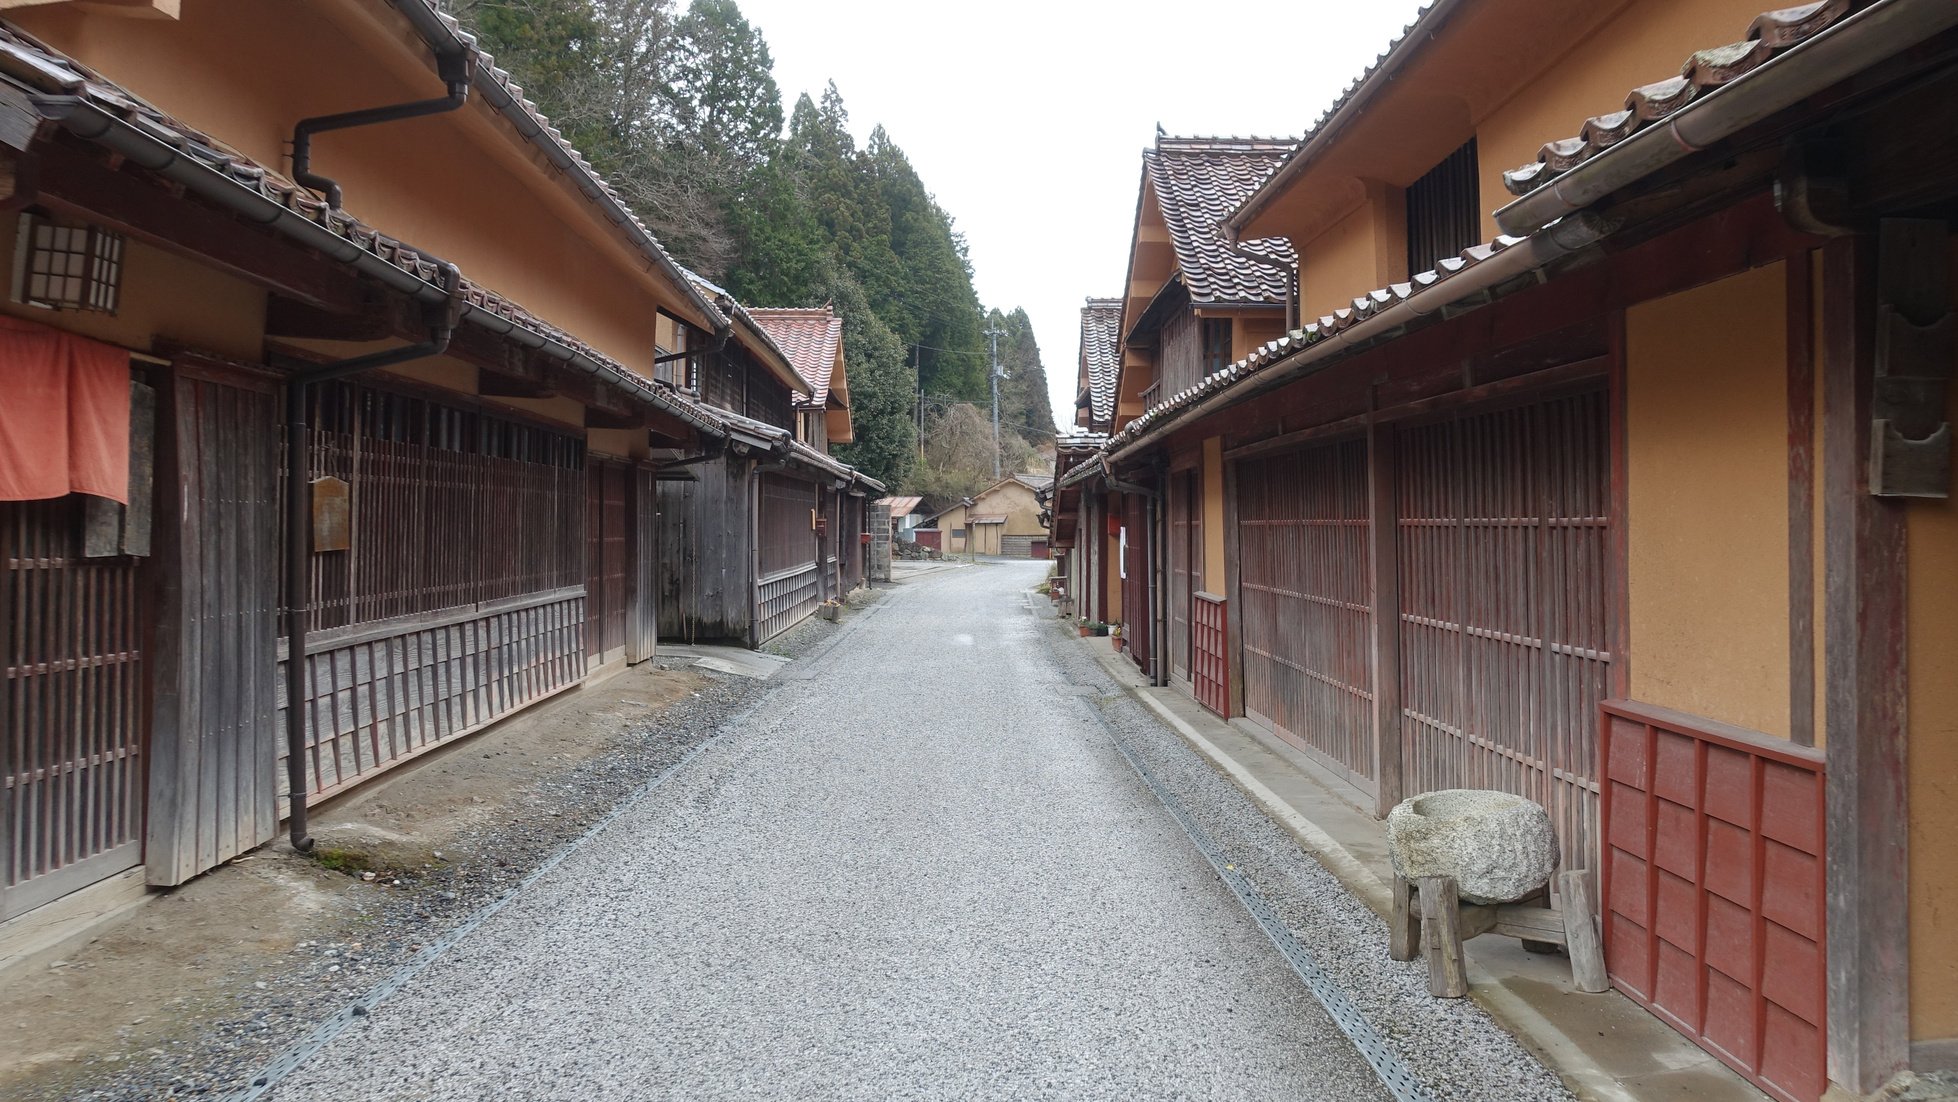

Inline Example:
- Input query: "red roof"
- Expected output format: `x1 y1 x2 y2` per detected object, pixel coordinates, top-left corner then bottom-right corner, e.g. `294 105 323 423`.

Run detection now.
750 307 844 410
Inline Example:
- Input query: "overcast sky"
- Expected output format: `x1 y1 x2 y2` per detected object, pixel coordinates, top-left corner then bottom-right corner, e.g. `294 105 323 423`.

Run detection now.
734 0 1431 433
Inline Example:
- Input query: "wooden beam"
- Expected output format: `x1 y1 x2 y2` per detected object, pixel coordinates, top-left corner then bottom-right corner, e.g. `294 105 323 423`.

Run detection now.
1220 458 1245 719
35 142 366 314
1821 231 1910 1096
265 292 407 342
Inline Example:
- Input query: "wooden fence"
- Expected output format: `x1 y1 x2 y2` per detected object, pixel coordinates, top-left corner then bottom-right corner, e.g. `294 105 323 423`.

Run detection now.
277 590 585 802
1236 439 1376 793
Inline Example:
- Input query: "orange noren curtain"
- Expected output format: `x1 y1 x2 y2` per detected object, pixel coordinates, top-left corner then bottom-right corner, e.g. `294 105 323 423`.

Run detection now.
0 315 130 504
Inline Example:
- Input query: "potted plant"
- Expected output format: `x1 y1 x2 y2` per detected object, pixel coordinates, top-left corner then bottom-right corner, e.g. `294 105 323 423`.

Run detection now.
1110 622 1124 648
1077 617 1093 638
1093 621 1110 637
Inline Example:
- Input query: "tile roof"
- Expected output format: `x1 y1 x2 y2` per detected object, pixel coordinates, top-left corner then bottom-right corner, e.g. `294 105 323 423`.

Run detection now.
1011 473 1054 491
749 307 844 409
1145 136 1298 304
1079 298 1123 426
1226 0 1456 235
0 18 736 435
1099 234 1541 455
877 495 924 517
1500 0 1852 200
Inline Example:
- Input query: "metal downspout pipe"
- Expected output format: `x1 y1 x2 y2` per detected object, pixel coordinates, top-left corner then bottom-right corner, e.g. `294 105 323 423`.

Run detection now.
281 265 465 853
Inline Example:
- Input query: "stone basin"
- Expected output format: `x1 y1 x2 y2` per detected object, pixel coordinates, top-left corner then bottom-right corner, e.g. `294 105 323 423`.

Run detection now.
1385 789 1557 905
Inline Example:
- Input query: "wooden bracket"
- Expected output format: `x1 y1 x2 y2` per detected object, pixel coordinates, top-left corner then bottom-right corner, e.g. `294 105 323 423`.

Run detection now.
1870 219 1952 498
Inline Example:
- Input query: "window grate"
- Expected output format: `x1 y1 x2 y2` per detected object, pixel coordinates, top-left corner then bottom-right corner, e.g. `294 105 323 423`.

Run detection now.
1405 138 1479 279
1201 317 1232 378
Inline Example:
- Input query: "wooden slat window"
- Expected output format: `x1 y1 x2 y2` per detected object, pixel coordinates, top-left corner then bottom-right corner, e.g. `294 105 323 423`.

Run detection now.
1406 138 1480 277
758 474 817 577
1396 389 1610 876
1236 439 1376 791
299 380 585 634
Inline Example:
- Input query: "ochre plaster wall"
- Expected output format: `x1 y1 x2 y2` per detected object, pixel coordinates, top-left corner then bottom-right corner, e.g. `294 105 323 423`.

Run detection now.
1904 238 1958 1044
1202 437 1225 595
12 0 686 376
974 481 1047 539
0 233 265 361
1474 0 1785 239
1234 317 1287 362
1298 202 1390 325
1625 262 1790 738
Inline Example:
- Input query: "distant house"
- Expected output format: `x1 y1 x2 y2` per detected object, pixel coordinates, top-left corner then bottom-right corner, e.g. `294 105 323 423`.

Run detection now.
926 474 1053 558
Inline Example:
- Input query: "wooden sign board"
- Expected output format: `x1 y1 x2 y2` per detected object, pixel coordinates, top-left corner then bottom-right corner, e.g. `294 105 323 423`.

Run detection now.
312 475 350 552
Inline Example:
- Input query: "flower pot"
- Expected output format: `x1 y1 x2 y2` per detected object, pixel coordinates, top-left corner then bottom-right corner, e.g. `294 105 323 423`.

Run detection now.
1111 635 1123 650
1093 626 1109 637
1077 626 1091 637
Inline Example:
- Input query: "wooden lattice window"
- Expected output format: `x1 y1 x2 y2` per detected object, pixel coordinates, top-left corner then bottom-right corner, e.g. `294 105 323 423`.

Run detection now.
13 213 124 314
1201 317 1233 377
1405 138 1480 277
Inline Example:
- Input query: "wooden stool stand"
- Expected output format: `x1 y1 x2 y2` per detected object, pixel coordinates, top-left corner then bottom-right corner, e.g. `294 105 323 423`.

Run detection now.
1389 868 1607 998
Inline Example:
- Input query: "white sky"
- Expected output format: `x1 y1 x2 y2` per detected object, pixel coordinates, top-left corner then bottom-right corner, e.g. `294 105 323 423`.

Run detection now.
734 0 1431 432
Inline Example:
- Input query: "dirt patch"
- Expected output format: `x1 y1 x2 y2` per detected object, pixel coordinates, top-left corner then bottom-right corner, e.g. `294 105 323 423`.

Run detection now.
1 660 738 1102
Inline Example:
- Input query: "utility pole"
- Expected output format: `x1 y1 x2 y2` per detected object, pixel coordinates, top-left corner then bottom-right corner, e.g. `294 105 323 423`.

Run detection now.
984 322 1007 480
914 345 924 463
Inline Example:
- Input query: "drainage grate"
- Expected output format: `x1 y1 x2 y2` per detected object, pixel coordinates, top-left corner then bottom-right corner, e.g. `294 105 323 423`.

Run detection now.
1097 723 1437 1102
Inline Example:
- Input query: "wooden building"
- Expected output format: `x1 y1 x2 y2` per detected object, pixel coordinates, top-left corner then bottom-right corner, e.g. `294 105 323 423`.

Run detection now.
1053 0 1958 1097
922 474 1052 557
0 1 765 926
655 298 879 646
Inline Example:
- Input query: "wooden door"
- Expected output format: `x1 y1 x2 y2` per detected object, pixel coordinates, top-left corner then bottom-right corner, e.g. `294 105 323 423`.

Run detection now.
1396 389 1610 875
148 369 279 887
1236 439 1375 793
1 496 148 918
585 458 629 665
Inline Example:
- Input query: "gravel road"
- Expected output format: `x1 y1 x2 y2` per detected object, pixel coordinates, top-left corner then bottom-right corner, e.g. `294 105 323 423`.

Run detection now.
261 562 1559 1102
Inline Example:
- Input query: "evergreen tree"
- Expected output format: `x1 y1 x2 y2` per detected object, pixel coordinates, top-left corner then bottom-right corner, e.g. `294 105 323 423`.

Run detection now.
986 307 1056 445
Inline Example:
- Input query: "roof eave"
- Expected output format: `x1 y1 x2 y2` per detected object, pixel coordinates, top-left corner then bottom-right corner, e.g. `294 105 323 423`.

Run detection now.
1223 0 1470 241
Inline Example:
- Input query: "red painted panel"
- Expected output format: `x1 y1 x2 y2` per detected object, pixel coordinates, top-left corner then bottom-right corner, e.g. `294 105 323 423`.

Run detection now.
1600 700 1826 1102
1192 594 1229 719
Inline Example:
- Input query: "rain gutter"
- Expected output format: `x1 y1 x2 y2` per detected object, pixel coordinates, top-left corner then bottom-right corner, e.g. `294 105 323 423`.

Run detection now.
1495 0 1958 236
33 96 726 439
1106 212 1611 467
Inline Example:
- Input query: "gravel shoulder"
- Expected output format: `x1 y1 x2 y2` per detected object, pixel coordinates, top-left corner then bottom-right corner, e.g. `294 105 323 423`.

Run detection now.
1 598 865 1102
1036 585 1577 1102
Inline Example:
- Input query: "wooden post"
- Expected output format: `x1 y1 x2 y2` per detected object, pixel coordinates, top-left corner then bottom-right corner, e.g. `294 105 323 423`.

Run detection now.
1557 869 1608 994
1221 456 1246 718
1821 230 1911 1094
1418 875 1468 998
1390 874 1421 962
1367 417 1403 817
